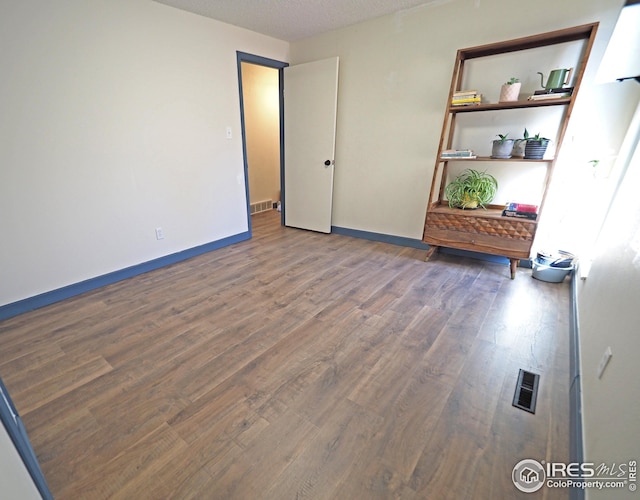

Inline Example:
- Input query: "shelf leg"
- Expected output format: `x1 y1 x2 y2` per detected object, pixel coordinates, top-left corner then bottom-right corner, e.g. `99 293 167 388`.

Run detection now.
510 259 518 279
425 245 438 262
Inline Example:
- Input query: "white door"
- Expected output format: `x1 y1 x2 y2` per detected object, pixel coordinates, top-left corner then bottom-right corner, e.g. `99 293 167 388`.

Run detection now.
284 57 339 233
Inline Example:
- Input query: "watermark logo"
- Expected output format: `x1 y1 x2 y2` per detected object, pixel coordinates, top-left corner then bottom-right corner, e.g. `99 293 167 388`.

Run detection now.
512 459 546 493
512 459 637 493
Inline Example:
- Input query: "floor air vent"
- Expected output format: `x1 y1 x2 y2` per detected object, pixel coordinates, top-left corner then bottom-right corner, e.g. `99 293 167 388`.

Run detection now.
250 200 273 215
512 369 540 414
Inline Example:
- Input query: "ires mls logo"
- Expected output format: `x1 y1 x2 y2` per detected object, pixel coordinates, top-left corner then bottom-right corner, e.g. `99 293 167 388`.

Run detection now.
512 459 546 493
512 459 638 493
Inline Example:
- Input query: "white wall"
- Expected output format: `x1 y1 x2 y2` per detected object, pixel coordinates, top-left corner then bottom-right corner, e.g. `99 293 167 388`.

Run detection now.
289 0 628 242
0 423 42 500
578 101 640 500
0 0 288 307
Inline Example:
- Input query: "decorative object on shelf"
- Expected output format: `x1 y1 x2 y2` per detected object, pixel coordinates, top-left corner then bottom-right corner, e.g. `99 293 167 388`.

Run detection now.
502 202 539 220
444 169 498 209
512 129 529 157
451 89 482 106
538 68 573 90
491 133 515 158
441 149 476 159
528 87 574 101
524 133 550 159
499 77 521 102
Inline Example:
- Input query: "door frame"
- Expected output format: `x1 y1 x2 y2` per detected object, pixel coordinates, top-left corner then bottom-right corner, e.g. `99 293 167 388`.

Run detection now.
236 52 289 235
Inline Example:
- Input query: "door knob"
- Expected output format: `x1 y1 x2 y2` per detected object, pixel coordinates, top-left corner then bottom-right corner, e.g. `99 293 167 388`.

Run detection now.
324 160 331 166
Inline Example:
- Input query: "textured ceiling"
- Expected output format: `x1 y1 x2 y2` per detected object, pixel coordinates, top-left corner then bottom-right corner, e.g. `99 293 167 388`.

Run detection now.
153 0 442 41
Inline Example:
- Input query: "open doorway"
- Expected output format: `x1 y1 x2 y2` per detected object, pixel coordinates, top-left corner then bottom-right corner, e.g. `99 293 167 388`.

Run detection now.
236 52 288 234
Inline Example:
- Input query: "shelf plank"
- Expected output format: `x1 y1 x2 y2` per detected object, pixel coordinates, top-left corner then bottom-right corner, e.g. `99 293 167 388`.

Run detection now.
449 98 570 113
439 156 552 163
458 23 598 59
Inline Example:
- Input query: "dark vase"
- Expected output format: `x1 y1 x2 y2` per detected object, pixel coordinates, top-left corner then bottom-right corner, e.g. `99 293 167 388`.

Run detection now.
524 139 550 159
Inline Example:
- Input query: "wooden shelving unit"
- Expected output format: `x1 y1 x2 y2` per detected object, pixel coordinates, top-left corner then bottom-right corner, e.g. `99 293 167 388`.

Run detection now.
422 23 599 278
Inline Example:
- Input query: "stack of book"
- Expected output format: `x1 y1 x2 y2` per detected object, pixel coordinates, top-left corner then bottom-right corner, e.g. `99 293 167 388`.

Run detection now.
527 87 573 101
440 149 476 159
502 202 538 220
451 90 482 106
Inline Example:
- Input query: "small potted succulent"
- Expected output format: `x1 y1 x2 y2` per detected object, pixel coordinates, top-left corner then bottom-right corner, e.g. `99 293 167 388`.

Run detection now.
512 128 529 157
524 132 551 159
499 77 521 102
445 169 498 209
491 133 515 159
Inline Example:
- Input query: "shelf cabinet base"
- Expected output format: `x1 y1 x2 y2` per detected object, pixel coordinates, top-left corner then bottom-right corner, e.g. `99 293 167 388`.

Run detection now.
424 245 438 262
510 258 518 279
422 205 535 278
423 243 521 279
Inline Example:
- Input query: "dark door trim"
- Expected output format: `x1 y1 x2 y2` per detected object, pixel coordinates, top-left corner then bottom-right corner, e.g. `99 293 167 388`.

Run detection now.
236 52 289 235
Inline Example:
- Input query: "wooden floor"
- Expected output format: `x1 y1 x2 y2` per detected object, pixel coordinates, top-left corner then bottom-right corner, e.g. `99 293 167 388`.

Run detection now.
0 211 571 499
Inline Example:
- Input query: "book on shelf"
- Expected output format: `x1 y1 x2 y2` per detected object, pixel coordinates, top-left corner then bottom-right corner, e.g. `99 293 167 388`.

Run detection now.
453 89 478 97
505 202 538 213
451 96 482 105
534 87 574 95
441 149 476 159
528 93 570 101
502 210 538 220
502 202 538 219
451 90 482 106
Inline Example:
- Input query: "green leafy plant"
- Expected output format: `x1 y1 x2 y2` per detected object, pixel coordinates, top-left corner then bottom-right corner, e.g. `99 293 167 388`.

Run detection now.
505 77 520 85
445 169 498 209
527 131 550 142
495 133 510 144
515 128 530 143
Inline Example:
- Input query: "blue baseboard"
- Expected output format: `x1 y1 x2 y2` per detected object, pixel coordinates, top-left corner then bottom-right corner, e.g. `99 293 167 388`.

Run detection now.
436 246 511 265
331 225 431 250
569 268 585 500
0 231 251 321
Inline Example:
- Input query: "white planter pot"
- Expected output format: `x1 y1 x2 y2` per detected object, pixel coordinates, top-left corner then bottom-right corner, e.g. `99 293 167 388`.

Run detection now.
499 82 521 102
512 140 526 157
491 139 515 158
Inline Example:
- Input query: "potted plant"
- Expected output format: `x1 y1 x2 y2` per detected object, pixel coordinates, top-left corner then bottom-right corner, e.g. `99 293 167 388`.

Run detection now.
491 133 514 159
524 132 551 159
445 169 498 209
499 77 521 102
512 128 529 157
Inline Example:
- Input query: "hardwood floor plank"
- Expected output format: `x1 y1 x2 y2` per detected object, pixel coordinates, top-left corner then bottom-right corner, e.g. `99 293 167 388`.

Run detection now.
263 399 382 500
11 355 113 414
58 423 187 500
333 457 417 500
206 408 320 499
20 369 137 440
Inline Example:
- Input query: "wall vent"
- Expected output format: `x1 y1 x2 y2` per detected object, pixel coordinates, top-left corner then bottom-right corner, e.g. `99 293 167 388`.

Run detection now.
250 200 273 215
513 369 540 414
